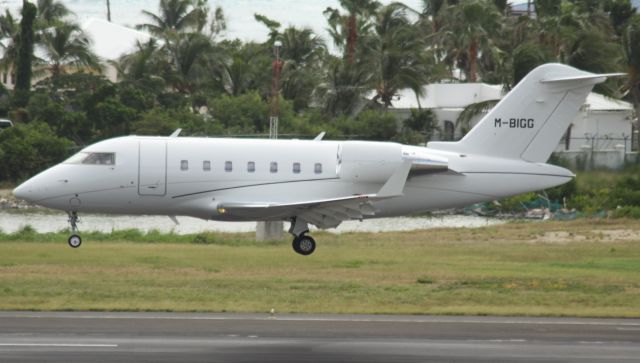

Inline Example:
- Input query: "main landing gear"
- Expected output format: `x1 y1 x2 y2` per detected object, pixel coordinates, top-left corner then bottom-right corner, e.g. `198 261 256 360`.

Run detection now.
289 217 316 256
67 211 82 248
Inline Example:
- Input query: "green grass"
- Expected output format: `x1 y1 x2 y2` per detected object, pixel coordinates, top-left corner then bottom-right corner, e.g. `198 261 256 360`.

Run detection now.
0 219 639 317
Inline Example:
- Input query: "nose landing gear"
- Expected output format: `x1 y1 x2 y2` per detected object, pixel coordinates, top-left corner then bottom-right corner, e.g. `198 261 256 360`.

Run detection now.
67 211 82 248
289 217 316 256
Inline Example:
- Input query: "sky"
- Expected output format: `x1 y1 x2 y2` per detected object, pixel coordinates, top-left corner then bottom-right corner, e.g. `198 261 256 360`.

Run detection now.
0 0 425 44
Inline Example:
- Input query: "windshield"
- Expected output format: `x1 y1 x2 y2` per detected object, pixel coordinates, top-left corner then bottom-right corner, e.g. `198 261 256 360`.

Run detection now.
64 152 115 165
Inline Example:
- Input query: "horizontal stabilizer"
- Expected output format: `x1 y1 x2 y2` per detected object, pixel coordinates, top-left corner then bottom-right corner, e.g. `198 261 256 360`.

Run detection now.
541 73 626 83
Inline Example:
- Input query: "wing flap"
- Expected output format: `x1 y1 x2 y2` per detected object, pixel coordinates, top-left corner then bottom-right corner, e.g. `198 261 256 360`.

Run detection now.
220 159 413 229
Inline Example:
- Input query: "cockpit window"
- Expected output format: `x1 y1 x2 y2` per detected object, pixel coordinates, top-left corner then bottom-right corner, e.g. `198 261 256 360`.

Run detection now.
65 152 115 165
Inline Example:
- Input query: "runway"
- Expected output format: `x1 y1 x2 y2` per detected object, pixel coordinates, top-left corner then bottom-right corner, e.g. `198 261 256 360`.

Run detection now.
0 312 638 362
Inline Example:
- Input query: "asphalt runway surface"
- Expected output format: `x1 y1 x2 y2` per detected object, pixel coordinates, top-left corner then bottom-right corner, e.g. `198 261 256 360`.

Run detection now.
0 312 638 362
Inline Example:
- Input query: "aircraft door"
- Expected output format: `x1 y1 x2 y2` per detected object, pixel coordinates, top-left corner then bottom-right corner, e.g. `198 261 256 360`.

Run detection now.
138 139 167 196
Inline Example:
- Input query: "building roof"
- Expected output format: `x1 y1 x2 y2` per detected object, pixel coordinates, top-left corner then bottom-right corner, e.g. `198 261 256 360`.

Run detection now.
584 92 633 112
381 83 503 110
81 18 153 61
379 83 632 113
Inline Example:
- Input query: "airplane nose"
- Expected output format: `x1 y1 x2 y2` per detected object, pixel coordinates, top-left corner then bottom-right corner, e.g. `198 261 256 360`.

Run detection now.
12 182 31 202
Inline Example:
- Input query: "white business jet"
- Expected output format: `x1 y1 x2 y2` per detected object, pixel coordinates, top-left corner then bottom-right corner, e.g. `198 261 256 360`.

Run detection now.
13 64 622 255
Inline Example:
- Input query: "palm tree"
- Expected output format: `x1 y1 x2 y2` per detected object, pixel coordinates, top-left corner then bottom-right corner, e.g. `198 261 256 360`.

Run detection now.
278 26 326 111
315 56 373 116
622 15 640 142
324 0 380 64
0 10 19 76
218 41 271 97
137 0 206 36
38 22 102 85
115 38 167 82
36 0 71 25
163 31 214 93
439 1 503 82
366 3 433 108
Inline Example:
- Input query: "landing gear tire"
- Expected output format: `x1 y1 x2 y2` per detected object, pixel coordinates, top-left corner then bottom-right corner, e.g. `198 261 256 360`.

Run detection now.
67 211 82 248
293 235 316 256
68 234 82 248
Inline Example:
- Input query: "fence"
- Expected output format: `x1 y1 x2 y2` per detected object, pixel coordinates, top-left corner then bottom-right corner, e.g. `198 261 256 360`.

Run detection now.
554 136 638 170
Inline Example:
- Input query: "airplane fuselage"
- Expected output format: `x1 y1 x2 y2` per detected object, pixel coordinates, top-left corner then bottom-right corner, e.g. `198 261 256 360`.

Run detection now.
14 136 573 221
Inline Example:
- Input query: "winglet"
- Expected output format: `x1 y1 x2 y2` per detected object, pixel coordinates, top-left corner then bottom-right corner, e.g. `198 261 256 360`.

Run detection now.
313 131 326 141
169 129 182 138
377 160 412 198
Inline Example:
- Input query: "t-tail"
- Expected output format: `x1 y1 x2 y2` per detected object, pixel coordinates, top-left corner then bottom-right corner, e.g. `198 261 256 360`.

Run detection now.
428 63 624 162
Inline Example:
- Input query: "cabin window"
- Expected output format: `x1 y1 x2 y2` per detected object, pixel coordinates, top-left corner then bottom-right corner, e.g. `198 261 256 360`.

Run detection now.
225 161 232 172
314 163 322 174
247 161 255 173
292 162 301 174
270 162 278 173
181 160 188 171
64 152 115 165
203 160 211 171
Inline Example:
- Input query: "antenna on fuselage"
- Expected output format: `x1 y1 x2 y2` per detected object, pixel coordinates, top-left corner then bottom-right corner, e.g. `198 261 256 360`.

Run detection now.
313 131 326 141
169 129 182 138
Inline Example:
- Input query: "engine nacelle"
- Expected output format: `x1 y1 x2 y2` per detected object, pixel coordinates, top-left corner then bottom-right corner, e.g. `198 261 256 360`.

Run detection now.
337 141 403 183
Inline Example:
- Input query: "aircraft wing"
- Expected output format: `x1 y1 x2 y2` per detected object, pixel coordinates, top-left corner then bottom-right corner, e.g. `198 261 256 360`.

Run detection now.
219 161 413 229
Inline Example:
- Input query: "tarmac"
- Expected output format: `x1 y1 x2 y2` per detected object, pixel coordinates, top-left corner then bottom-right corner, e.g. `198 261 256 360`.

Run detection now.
0 311 639 362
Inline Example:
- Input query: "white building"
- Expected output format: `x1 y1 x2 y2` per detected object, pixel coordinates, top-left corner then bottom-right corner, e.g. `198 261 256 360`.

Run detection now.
1 18 151 89
80 18 153 83
383 83 503 141
380 83 637 169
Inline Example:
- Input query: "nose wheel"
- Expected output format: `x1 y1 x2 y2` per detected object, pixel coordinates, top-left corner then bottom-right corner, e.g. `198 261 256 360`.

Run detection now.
68 234 82 248
67 211 82 248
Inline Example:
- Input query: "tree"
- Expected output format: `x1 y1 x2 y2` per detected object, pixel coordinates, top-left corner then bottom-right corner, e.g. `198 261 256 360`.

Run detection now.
622 15 640 146
278 26 326 111
566 28 622 95
534 0 561 18
38 21 102 87
437 0 502 82
398 108 439 144
512 42 551 85
218 41 271 97
163 31 214 94
605 0 636 35
253 17 327 111
0 10 19 77
0 122 72 181
367 3 433 108
324 0 380 64
14 1 37 108
137 0 207 36
115 39 167 82
315 56 373 116
35 0 70 26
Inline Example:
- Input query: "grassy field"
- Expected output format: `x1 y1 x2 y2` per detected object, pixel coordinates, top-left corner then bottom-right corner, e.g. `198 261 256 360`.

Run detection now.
0 219 639 317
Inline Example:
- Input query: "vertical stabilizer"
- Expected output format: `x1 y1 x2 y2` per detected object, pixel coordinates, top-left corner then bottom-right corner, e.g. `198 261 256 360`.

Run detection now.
427 64 623 162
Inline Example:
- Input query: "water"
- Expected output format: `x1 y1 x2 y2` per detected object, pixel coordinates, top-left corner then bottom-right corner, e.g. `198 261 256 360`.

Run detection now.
0 210 503 235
